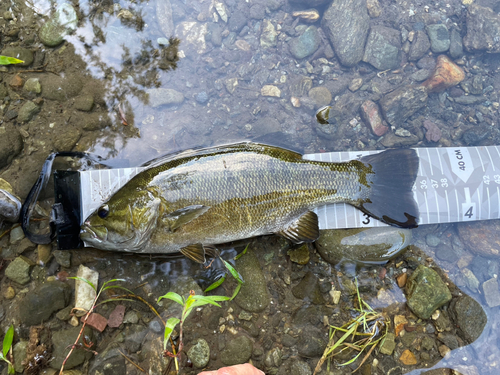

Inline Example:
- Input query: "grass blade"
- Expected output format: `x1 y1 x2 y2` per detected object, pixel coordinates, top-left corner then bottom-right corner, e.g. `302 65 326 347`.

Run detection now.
0 55 24 65
163 317 180 350
204 275 226 293
3 325 14 358
69 276 96 291
234 243 249 260
222 259 244 284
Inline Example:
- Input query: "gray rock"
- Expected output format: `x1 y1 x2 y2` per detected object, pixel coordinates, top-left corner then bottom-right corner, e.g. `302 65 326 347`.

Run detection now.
289 0 329 6
53 250 71 267
289 26 321 60
426 234 441 247
316 227 412 265
380 132 419 148
187 338 210 369
156 0 174 37
482 277 500 307
449 28 464 58
462 125 491 146
289 358 312 375
123 311 139 324
0 189 21 223
41 75 83 101
282 333 298 347
379 332 396 355
89 346 126 375
51 326 94 369
0 83 8 100
410 69 432 82
464 4 500 53
408 30 431 61
123 324 148 353
0 124 23 169
362 26 401 70
292 272 325 304
234 246 270 313
146 88 184 107
74 94 94 111
18 101 40 123
406 265 452 319
322 0 370 67
9 226 25 244
435 245 459 263
19 280 71 326
379 84 428 127
264 347 282 369
13 341 28 373
220 335 253 366
260 20 277 49
0 47 33 67
228 3 249 32
449 295 486 343
308 86 332 108
297 326 326 357
39 3 78 47
452 95 487 105
426 24 450 53
5 256 32 285
23 78 41 94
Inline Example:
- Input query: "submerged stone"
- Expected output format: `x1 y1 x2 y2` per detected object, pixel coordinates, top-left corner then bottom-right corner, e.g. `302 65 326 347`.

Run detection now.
289 26 321 60
449 295 486 343
292 271 325 304
39 3 78 47
187 338 210 368
220 335 253 365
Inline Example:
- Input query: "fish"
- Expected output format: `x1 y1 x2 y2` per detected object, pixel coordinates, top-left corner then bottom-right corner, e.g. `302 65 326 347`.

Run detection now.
80 142 419 263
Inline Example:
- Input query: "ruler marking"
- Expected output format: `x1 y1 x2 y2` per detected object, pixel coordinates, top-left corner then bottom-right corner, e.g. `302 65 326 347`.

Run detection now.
424 191 430 224
494 145 500 165
485 146 495 172
445 189 450 223
477 187 481 219
434 192 440 223
455 190 460 222
426 148 434 176
487 187 491 220
475 147 486 172
437 148 444 173
498 186 500 218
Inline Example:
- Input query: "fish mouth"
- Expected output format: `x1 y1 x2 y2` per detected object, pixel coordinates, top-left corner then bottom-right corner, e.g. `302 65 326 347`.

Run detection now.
80 224 107 245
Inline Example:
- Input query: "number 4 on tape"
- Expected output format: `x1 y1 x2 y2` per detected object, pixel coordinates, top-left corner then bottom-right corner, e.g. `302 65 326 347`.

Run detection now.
462 187 476 221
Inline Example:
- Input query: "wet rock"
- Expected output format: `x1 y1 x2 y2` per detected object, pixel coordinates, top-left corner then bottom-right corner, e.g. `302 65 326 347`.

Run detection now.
449 28 464 58
322 0 369 67
51 326 94 369
316 227 412 265
482 277 500 307
89 347 126 375
123 311 139 324
0 83 8 100
39 3 78 47
289 0 329 6
156 0 174 37
282 334 298 347
53 250 71 267
13 341 28 373
187 338 210 368
349 78 363 92
18 101 40 123
75 264 99 312
123 324 147 353
410 69 432 82
5 256 32 285
367 0 382 17
423 119 442 142
108 305 125 328
220 335 253 365
74 94 94 111
0 188 21 224
0 47 33 67
146 88 184 107
176 22 208 54
462 125 491 145
409 30 431 61
381 133 420 148
195 91 209 104
308 86 331 108
461 268 480 291
53 127 81 151
453 95 487 105
10 227 25 245
362 26 401 71
261 85 281 97
422 55 465 93
449 295 486 343
379 332 396 355
19 281 71 326
399 349 418 365
85 312 107 332
297 326 326 357
292 9 320 23
234 246 270 312
435 245 459 263
426 24 450 53
287 244 309 265
380 85 427 127
463 4 500 53
23 78 41 94
289 26 321 60
292 272 325 304
260 20 277 49
41 75 83 101
0 124 23 169
360 99 388 136
406 265 452 319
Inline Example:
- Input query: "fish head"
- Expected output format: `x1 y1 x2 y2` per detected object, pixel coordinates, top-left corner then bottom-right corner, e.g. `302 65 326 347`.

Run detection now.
80 189 161 251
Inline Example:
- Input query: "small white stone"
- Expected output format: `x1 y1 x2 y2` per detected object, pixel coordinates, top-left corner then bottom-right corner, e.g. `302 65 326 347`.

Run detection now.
261 85 281 97
75 265 99 313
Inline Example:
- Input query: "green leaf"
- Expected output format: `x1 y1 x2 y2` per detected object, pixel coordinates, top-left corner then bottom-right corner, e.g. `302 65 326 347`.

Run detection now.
221 259 244 284
230 282 242 300
8 363 15 375
163 317 180 350
192 295 230 306
101 285 135 295
204 275 226 292
3 325 14 358
157 292 184 306
234 243 249 260
0 55 24 65
69 276 96 291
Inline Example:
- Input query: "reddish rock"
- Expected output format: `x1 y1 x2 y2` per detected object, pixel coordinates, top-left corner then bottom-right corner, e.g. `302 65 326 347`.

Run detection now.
9 74 23 88
360 100 388 136
108 305 126 328
84 313 107 332
422 55 465 93
423 119 442 142
399 349 418 365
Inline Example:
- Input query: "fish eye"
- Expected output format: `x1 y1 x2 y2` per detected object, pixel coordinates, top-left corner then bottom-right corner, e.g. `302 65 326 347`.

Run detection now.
97 205 109 219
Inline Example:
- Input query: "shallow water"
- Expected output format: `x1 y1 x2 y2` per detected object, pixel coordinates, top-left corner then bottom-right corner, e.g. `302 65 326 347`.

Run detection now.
1 0 500 374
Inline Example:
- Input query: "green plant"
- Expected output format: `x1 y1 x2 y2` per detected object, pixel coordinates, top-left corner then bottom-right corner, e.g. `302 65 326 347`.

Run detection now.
0 325 15 375
157 291 230 371
314 279 388 374
0 56 24 65
204 244 247 297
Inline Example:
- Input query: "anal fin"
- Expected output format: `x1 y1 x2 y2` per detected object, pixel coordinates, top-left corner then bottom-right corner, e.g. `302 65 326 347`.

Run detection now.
277 211 319 244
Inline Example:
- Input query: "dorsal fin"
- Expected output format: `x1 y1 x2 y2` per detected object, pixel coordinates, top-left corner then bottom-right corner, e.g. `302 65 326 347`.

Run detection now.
277 211 319 244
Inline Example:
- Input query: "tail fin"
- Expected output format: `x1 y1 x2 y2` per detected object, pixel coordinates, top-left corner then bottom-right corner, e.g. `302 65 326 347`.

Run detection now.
357 149 419 228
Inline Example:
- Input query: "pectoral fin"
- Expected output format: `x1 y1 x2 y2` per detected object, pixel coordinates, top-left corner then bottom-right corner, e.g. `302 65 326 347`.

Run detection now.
277 211 319 244
165 205 210 231
180 243 219 263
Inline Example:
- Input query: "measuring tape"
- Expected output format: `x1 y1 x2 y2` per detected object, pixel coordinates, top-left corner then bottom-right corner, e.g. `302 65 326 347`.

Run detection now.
77 146 500 230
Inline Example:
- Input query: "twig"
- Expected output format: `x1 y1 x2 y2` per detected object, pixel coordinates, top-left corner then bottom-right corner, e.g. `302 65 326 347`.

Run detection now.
119 350 145 372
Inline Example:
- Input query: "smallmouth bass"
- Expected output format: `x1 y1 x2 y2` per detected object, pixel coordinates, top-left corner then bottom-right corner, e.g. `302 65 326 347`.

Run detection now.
80 143 419 262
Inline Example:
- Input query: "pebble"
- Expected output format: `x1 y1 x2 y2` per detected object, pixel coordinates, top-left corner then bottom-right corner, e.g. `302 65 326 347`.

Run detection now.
261 85 281 97
379 332 396 355
39 3 78 47
463 4 500 53
289 26 321 60
260 20 277 49
0 188 21 224
146 88 184 107
75 264 99 312
409 30 431 61
308 86 331 108
5 256 32 285
426 24 450 53
220 335 253 366
287 244 310 265
461 268 480 291
360 100 388 136
123 311 139 324
37 244 52 265
1 47 33 67
425 233 441 247
187 338 210 368
380 85 428 127
482 277 500 307
53 250 71 267
195 91 209 104
422 55 465 93
23 78 41 94
3 286 15 300
74 94 94 111
18 101 40 123
449 295 487 343
292 272 325 305
362 25 401 70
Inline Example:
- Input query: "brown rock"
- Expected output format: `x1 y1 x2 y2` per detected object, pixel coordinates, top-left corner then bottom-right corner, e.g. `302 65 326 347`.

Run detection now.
399 349 418 365
397 272 407 287
394 315 407 336
423 119 442 142
360 100 388 136
83 313 107 332
9 74 23 88
107 305 126 328
422 55 465 93
457 220 500 257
